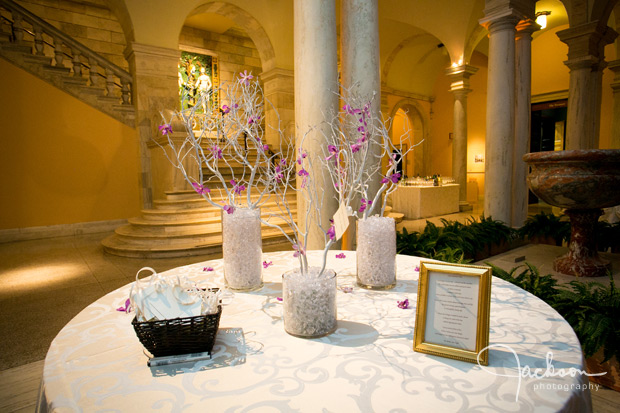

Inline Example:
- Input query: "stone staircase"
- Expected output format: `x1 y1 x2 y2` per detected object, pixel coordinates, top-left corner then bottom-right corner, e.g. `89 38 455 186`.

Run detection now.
0 0 134 126
102 190 298 258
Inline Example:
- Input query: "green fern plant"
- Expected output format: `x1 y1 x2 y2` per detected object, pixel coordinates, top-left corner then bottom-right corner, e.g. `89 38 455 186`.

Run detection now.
519 211 570 246
553 276 620 361
487 262 558 304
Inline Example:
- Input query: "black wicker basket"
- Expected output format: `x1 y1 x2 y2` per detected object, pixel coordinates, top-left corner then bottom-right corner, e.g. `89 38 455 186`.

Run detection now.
132 305 222 358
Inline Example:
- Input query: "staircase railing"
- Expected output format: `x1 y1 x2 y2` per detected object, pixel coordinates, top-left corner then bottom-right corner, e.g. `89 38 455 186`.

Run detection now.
0 0 132 105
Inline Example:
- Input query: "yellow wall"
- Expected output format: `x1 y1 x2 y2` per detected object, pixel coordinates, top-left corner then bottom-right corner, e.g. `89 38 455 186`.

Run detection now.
0 59 141 230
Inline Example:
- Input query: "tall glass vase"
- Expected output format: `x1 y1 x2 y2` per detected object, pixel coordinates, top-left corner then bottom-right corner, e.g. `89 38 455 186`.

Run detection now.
221 207 263 291
282 267 337 338
356 216 397 289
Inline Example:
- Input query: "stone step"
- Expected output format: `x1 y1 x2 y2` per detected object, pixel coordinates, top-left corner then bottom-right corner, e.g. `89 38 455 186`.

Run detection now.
137 206 297 223
156 191 296 209
387 212 404 223
101 225 293 258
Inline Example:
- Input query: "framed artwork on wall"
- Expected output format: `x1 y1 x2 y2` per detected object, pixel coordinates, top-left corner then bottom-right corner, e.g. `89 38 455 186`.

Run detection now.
178 50 220 113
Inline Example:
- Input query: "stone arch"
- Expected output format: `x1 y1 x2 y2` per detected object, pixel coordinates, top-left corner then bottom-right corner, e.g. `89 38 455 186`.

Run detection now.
388 99 431 176
381 32 451 89
188 2 276 73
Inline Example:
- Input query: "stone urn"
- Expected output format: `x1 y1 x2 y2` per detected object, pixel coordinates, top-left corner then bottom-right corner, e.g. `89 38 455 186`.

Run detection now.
523 149 620 277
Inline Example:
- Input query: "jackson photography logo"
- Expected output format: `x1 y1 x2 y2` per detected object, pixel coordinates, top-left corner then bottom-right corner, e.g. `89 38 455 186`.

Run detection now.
477 344 607 402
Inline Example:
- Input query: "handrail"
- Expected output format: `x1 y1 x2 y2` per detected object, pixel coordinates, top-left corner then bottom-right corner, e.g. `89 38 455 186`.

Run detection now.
0 0 131 83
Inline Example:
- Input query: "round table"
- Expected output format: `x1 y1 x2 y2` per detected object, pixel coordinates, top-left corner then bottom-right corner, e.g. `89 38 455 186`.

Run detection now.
38 251 592 412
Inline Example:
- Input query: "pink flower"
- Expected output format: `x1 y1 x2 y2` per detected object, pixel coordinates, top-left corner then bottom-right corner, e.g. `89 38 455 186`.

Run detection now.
274 165 284 182
192 182 210 195
239 70 253 85
159 123 172 135
116 298 132 313
293 243 305 258
211 145 223 159
203 266 214 272
358 198 372 213
276 297 283 302
327 221 336 241
326 145 338 164
223 204 234 214
248 115 261 125
230 180 246 195
414 266 420 272
297 150 307 165
397 299 409 309
335 253 346 259
381 172 401 184
263 260 273 268
221 105 230 114
351 142 362 153
262 144 269 151
298 168 309 177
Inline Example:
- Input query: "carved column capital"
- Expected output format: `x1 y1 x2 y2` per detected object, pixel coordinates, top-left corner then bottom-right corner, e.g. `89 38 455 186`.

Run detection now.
445 64 478 93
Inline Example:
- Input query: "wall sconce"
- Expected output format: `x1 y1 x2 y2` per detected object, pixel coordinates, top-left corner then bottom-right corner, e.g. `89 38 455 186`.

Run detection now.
474 154 484 163
535 11 551 29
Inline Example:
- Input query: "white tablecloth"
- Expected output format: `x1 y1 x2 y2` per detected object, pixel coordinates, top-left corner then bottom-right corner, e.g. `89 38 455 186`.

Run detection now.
38 251 592 412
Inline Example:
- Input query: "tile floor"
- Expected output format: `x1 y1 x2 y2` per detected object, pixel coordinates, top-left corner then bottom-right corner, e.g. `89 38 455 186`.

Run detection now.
1 203 619 412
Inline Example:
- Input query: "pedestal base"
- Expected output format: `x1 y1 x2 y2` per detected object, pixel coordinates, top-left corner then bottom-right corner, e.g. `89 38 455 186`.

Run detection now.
553 255 612 277
553 208 610 277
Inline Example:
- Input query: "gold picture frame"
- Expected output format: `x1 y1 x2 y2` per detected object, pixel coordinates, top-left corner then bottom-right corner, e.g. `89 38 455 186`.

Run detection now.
413 261 491 365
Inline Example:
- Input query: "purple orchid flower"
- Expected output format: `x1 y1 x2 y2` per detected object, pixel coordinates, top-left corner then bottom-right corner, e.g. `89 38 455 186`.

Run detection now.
230 180 246 195
262 144 269 151
248 115 261 125
397 299 409 309
221 105 230 114
203 266 214 272
192 182 210 195
381 172 401 184
276 297 283 302
359 198 373 213
293 243 305 258
239 70 253 85
327 219 336 241
298 168 309 177
414 266 420 272
326 145 338 164
274 165 284 182
223 204 234 214
159 123 172 135
297 150 307 165
211 145 223 159
116 298 132 313
335 253 346 259
263 260 273 269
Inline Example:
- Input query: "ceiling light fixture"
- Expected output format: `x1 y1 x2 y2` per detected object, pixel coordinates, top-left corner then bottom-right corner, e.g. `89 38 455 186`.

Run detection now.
535 11 551 29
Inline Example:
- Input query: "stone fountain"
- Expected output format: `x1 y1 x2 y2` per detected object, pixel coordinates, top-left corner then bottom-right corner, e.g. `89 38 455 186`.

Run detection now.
523 149 620 277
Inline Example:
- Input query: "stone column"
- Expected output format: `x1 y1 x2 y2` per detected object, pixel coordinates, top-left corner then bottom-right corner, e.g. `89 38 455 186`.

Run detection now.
294 0 339 249
557 23 617 149
341 0 380 249
479 13 521 224
260 68 295 150
124 42 180 208
609 60 620 149
445 64 478 212
512 19 538 227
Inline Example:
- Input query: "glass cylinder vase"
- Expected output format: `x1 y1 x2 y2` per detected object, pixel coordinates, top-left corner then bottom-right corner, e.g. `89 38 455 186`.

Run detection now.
221 207 263 291
356 216 397 289
282 267 337 338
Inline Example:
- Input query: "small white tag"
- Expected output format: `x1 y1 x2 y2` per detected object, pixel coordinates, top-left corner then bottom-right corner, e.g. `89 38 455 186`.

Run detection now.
333 202 350 241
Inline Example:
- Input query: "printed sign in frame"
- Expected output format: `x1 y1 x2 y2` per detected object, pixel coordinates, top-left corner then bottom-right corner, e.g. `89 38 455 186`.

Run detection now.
413 261 491 365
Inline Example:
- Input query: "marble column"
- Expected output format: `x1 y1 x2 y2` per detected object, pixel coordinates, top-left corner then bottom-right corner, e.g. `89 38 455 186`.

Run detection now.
512 19 538 227
609 60 620 149
479 13 520 224
260 68 295 150
341 0 380 249
294 0 339 249
445 64 477 212
557 23 617 149
124 42 180 208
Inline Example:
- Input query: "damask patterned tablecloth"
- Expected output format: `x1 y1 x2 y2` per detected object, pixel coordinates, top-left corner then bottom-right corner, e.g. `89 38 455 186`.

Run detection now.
38 251 592 412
